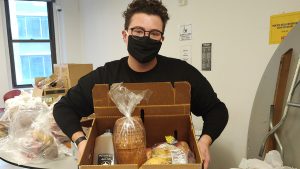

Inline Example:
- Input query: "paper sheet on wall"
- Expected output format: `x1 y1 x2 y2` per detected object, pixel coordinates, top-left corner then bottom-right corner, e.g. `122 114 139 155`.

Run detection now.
180 45 192 64
269 11 300 44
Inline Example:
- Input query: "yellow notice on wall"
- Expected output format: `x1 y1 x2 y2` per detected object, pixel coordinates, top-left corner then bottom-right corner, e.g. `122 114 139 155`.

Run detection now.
269 11 300 44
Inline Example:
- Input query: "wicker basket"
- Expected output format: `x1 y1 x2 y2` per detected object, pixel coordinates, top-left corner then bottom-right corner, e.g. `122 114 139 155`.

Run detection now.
113 116 146 166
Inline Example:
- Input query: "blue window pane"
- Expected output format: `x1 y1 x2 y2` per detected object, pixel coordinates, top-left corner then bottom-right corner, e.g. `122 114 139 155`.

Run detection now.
9 1 48 40
20 56 30 80
26 16 41 39
41 17 49 39
30 56 44 77
13 42 52 85
44 55 52 75
16 1 47 13
19 55 53 85
17 16 26 39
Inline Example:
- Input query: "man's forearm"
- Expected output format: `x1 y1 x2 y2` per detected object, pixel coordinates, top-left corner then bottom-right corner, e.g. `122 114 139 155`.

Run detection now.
198 134 212 145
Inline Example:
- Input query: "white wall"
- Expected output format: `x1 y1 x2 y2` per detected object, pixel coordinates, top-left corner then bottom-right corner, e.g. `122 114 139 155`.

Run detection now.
0 0 11 107
78 0 131 67
1 0 300 168
54 0 83 64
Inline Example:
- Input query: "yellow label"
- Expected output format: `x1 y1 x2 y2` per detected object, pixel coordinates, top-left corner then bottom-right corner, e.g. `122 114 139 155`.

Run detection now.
269 11 300 44
165 135 176 144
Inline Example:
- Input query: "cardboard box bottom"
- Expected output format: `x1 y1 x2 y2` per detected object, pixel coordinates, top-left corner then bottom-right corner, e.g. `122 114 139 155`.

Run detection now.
79 115 202 169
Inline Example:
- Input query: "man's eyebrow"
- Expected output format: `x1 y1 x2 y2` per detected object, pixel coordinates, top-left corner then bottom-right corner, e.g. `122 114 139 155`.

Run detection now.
131 26 162 32
131 26 145 30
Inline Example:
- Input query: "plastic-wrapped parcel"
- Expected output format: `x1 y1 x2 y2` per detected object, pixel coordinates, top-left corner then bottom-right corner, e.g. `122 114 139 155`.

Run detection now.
108 83 151 166
0 91 71 165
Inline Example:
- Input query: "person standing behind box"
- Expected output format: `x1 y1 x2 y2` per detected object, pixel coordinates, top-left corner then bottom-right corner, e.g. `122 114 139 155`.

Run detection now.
53 1 229 168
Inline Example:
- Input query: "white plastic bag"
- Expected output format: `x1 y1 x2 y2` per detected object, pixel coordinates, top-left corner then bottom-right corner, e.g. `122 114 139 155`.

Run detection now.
238 150 296 169
264 150 283 168
0 91 71 165
239 158 273 169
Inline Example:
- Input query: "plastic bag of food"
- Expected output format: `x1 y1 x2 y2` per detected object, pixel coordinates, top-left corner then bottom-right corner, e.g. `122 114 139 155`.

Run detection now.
35 74 66 89
145 136 195 165
0 121 8 139
108 83 151 166
0 92 71 165
144 136 195 165
151 142 187 164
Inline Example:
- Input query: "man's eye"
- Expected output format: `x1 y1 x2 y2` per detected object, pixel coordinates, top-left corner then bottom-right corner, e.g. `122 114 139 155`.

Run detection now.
150 32 160 36
134 30 144 34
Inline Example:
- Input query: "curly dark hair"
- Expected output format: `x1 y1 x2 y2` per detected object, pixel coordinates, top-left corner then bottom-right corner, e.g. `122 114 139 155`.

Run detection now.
123 0 170 32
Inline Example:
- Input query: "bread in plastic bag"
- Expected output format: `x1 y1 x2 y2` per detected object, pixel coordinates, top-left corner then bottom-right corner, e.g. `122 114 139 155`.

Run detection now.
145 136 195 165
108 83 151 166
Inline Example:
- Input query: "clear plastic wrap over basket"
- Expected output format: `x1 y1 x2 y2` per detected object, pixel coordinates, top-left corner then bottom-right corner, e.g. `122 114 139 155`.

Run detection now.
108 83 152 165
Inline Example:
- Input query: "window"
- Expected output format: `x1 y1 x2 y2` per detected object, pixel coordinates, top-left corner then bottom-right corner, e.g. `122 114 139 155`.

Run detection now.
4 0 56 88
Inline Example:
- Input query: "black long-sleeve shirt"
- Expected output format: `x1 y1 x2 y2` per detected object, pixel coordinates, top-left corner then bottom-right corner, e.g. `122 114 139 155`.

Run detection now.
53 55 228 142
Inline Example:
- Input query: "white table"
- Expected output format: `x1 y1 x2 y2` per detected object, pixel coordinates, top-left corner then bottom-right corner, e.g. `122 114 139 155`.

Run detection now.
0 150 78 169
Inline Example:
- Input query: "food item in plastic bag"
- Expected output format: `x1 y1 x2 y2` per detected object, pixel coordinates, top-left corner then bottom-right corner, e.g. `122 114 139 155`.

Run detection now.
36 74 66 89
50 117 70 144
151 142 187 164
19 130 58 160
146 147 152 159
0 91 72 165
144 157 169 165
109 83 151 166
145 136 195 165
33 131 58 160
175 141 196 163
0 122 8 138
165 135 195 163
114 116 146 166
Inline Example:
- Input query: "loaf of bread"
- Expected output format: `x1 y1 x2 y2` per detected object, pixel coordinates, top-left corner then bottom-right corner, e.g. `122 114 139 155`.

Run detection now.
114 116 146 166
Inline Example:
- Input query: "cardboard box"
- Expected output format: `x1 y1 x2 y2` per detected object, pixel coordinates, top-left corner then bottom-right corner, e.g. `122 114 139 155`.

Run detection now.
79 82 202 169
32 87 67 105
54 64 93 89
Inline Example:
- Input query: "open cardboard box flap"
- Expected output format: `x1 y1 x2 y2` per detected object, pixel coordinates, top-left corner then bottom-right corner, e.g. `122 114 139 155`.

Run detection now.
79 82 202 169
92 82 191 117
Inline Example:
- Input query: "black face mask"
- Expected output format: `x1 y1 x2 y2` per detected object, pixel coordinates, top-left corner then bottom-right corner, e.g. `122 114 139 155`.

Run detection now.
127 35 162 63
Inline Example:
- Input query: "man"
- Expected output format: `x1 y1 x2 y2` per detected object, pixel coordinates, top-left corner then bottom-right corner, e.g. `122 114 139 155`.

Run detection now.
53 0 228 168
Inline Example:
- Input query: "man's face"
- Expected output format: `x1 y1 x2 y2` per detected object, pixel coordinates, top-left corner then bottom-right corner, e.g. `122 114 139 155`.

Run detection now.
123 13 164 44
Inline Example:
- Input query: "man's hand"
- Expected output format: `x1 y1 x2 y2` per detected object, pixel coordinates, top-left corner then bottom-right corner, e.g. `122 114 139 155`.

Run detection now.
77 139 87 160
197 134 212 169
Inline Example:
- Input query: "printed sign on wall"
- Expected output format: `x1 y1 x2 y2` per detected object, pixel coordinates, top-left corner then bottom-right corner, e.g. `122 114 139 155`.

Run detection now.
179 24 192 41
269 11 300 44
202 43 212 71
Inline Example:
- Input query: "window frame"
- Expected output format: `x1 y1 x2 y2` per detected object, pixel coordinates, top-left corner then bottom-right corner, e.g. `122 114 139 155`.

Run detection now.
4 0 56 88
